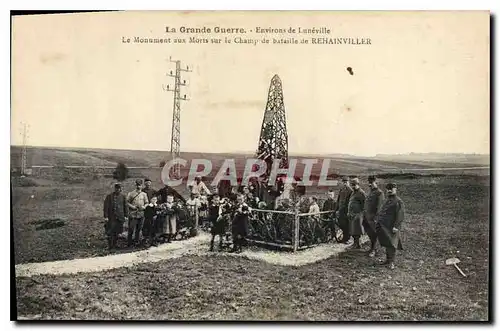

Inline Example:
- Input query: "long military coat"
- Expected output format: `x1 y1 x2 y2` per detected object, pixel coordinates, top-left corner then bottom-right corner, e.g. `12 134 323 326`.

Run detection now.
347 188 366 236
363 187 384 238
103 192 128 236
336 185 353 228
375 195 405 249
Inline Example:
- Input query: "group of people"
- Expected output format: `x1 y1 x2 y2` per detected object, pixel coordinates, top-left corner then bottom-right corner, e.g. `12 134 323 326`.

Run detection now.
103 174 405 268
333 175 405 269
103 178 187 249
102 176 257 252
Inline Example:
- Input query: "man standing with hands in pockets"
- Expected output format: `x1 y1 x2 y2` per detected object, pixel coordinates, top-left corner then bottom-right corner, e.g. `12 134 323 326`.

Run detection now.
336 176 353 244
127 179 149 247
347 177 366 250
375 182 405 270
363 175 385 257
103 183 128 250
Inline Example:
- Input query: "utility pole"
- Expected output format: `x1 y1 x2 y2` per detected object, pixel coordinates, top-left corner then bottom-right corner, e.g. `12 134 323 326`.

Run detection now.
163 57 191 180
20 122 29 176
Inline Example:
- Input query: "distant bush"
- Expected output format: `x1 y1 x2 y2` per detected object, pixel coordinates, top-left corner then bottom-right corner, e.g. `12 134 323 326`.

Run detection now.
113 162 129 182
375 173 447 180
376 173 421 180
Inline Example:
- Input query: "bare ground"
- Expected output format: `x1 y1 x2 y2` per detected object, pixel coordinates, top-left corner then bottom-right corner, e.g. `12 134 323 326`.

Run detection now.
14 176 490 321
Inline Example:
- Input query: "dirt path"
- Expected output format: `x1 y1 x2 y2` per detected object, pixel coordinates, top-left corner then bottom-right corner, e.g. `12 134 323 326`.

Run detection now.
15 233 368 278
15 234 210 278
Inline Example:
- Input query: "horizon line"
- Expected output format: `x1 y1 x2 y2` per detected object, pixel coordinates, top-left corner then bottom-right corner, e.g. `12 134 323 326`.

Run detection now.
9 144 490 158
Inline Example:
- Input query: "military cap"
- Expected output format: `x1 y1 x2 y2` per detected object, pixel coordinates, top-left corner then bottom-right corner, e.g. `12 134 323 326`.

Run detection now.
368 175 377 183
114 183 122 188
144 178 152 183
350 177 360 185
386 183 397 190
342 176 349 182
135 179 143 185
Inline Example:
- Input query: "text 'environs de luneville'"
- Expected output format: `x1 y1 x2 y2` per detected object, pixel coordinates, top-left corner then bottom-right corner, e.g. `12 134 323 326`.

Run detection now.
164 26 332 34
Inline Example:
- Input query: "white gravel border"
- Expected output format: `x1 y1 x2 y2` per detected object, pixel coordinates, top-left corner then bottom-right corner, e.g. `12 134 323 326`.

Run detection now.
15 233 368 278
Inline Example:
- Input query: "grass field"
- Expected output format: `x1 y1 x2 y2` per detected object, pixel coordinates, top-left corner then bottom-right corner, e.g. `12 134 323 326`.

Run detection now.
12 147 490 321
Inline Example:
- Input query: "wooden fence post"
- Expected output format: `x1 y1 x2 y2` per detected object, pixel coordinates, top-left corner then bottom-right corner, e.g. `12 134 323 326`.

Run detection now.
293 208 299 252
195 207 199 228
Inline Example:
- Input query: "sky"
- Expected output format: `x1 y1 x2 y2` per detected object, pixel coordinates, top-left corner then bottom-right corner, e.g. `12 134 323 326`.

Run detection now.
11 11 490 156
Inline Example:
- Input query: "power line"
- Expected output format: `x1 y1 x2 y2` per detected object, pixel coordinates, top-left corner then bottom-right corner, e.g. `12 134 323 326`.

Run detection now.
163 57 192 180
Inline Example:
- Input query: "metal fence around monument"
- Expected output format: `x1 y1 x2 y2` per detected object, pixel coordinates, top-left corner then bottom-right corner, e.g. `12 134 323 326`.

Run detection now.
247 208 338 252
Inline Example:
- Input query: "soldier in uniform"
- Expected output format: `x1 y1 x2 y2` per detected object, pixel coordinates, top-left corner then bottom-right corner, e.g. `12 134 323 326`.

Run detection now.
336 176 353 244
347 177 366 249
375 183 405 270
103 183 128 250
363 175 385 257
126 179 149 247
